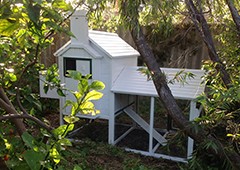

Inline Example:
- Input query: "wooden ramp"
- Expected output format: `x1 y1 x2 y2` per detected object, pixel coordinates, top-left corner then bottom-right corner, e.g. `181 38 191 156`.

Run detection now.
123 107 167 145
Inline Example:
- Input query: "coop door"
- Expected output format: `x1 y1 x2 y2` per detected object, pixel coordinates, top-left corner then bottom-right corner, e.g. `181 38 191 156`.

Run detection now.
64 58 92 78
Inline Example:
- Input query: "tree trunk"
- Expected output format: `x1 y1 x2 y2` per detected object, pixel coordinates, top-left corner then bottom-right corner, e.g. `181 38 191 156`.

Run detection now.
119 0 239 168
185 0 232 88
130 21 240 169
131 28 187 129
0 159 8 170
226 0 240 37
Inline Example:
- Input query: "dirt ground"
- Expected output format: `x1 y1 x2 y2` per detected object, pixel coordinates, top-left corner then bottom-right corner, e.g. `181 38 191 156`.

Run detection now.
44 112 186 169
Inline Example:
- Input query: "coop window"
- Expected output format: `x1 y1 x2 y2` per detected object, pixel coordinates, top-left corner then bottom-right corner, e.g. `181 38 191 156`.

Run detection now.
64 58 92 78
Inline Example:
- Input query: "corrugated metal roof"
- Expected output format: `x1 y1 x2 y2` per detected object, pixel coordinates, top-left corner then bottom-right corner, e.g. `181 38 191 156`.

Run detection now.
111 66 205 100
89 30 140 58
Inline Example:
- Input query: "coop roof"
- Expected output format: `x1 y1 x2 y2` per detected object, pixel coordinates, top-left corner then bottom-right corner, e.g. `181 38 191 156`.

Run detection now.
111 66 205 100
89 30 139 58
54 30 139 59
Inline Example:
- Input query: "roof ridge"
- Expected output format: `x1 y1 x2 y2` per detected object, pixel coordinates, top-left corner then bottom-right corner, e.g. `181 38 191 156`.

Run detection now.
89 30 118 36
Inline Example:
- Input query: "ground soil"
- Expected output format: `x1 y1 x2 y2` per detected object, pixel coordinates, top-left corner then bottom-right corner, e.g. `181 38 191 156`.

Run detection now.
44 112 186 170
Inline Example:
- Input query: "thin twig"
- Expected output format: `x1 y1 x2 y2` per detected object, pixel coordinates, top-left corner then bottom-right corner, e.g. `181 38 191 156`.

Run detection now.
0 113 53 133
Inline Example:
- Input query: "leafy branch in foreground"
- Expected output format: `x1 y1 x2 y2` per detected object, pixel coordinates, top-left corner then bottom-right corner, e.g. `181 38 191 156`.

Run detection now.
1 70 105 169
138 67 195 85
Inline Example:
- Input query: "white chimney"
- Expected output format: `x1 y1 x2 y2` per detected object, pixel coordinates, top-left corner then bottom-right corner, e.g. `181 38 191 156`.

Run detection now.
70 10 88 44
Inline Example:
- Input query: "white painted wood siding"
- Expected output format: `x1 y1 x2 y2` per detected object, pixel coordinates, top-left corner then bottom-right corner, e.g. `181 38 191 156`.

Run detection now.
61 48 92 58
111 57 138 84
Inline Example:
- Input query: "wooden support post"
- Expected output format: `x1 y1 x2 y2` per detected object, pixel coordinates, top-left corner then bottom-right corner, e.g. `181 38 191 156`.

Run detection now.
59 97 64 125
149 97 155 153
109 93 115 144
187 101 201 158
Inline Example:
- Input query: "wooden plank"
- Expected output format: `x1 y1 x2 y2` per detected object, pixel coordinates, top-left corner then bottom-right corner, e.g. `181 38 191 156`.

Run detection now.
125 148 188 163
123 107 167 145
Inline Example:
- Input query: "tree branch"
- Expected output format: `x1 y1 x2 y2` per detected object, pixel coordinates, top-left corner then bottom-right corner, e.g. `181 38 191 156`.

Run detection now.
226 0 240 37
185 0 232 88
0 87 26 135
0 114 53 133
0 90 53 133
0 93 53 134
0 87 12 106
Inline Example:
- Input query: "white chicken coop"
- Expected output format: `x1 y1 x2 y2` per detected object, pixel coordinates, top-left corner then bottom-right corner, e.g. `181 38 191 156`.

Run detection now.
54 10 139 121
40 10 205 162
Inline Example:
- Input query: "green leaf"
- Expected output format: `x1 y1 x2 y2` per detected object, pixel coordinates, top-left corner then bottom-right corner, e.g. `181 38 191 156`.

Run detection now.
0 5 12 20
77 83 84 95
34 0 42 3
3 138 11 150
32 99 43 112
84 74 92 80
4 80 10 87
30 108 36 115
64 115 79 124
84 90 103 101
74 165 83 170
52 124 74 138
90 81 105 90
22 132 36 149
57 88 65 96
80 101 95 114
71 103 78 115
44 85 49 94
23 150 44 170
137 67 152 81
237 89 240 99
73 91 82 100
8 73 17 82
5 159 30 170
67 70 82 80
64 99 75 106
52 0 71 11
64 100 77 113
57 166 65 170
26 4 40 25
16 29 27 45
58 138 72 146
0 19 19 36
50 147 61 164
81 79 89 92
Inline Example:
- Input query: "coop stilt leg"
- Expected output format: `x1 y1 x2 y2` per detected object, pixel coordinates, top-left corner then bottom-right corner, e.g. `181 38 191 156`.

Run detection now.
109 116 115 144
109 94 115 145
59 98 64 125
149 97 155 154
187 101 201 159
